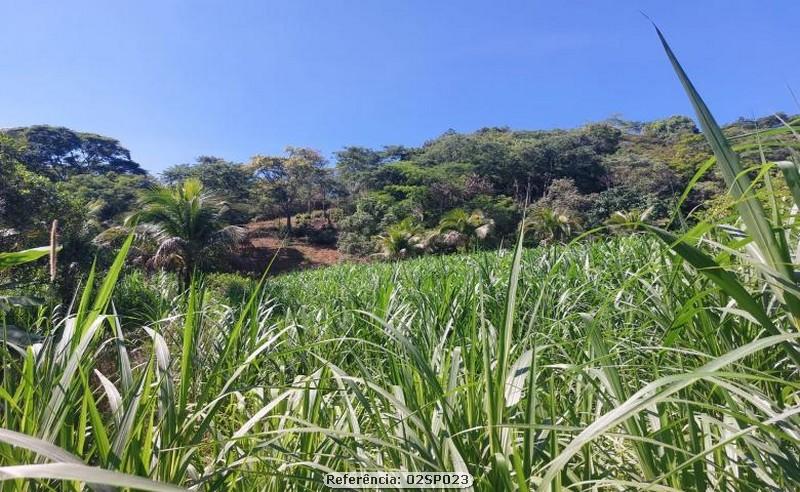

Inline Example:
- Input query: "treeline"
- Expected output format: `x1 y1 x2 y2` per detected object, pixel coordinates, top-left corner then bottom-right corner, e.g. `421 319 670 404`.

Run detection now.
155 112 798 257
1 113 797 282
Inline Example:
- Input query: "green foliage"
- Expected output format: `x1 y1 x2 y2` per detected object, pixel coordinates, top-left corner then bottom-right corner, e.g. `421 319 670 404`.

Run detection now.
0 138 106 298
586 187 649 226
293 213 338 245
119 179 244 283
336 232 377 256
525 206 578 244
378 217 423 258
1 125 143 179
0 136 70 242
334 146 406 194
642 115 699 141
0 244 52 316
205 272 256 305
58 172 153 222
336 193 389 255
4 230 798 490
306 224 337 245
329 122 627 256
113 270 176 328
0 246 50 271
531 178 592 225
585 155 682 226
652 23 800 361
467 194 520 237
162 156 256 222
1 109 795 266
0 161 63 241
437 208 494 250
249 147 331 231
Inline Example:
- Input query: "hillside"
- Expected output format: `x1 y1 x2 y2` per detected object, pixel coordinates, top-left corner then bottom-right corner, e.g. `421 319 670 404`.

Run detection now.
239 219 342 273
5 113 800 283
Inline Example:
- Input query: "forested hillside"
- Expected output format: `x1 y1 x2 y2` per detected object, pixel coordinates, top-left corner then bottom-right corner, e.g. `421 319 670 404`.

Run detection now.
3 113 799 286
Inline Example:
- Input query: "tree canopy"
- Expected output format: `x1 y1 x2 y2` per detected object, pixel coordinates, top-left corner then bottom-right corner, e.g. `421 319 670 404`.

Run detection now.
4 112 799 271
1 125 144 179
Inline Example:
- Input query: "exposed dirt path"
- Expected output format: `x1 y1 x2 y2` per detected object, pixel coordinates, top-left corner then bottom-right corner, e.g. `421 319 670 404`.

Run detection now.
231 220 343 275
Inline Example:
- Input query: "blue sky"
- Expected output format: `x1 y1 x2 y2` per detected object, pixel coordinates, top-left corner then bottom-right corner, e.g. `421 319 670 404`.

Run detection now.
1 1 798 173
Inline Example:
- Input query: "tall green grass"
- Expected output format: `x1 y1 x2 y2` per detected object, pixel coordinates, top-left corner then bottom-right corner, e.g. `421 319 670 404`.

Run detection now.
2 233 798 490
0 27 799 491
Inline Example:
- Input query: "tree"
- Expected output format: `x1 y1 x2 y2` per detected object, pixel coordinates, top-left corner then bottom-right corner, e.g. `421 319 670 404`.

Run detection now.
120 179 243 286
334 145 412 195
0 135 105 298
437 208 494 250
378 218 423 259
532 178 593 226
58 172 153 223
526 207 578 245
335 147 383 195
161 156 253 201
337 194 390 256
642 116 698 142
249 147 328 232
2 125 144 179
512 129 614 198
0 135 77 246
162 156 255 222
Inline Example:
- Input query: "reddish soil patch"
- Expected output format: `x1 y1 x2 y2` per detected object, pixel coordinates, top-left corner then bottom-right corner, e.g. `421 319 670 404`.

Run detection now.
231 221 343 275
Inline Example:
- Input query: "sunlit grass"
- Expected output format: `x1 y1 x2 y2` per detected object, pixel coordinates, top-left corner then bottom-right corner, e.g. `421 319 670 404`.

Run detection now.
1 230 798 490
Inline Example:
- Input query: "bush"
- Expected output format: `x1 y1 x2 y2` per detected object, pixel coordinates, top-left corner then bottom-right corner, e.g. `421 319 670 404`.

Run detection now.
532 179 593 225
584 187 673 227
113 270 176 328
337 232 378 256
642 115 698 142
337 195 388 255
328 207 344 223
306 225 337 245
294 213 311 226
205 273 256 305
467 194 520 238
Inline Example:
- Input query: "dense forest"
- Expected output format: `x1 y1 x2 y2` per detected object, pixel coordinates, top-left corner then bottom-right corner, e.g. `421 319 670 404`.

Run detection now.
3 112 798 290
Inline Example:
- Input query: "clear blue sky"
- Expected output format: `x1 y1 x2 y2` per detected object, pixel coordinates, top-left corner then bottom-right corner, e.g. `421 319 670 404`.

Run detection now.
1 1 798 173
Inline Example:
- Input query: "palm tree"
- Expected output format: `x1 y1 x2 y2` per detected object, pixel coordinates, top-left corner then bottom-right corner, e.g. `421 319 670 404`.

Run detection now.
100 179 244 286
527 207 578 245
437 208 494 250
606 206 654 227
378 218 423 259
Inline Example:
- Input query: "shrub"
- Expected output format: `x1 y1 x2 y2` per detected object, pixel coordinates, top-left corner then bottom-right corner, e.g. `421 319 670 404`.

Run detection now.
378 218 424 259
113 270 176 328
337 195 388 255
642 115 699 142
585 187 671 227
327 207 344 223
337 232 378 256
467 194 520 238
532 178 593 225
306 225 337 245
205 272 255 305
294 213 311 227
